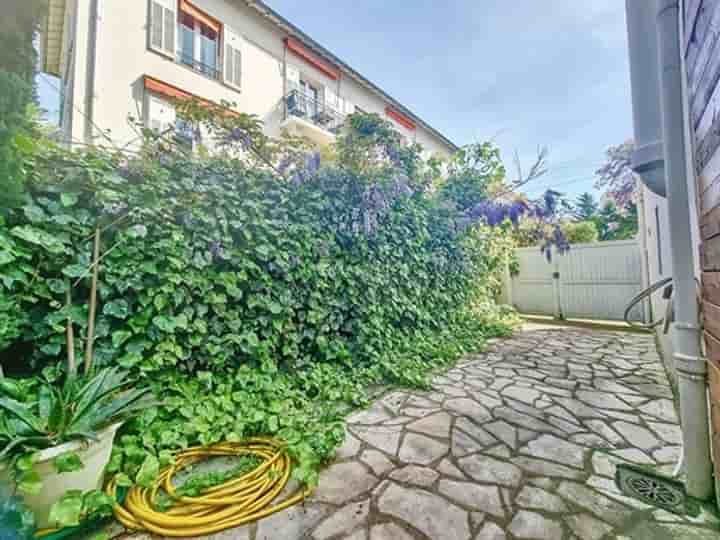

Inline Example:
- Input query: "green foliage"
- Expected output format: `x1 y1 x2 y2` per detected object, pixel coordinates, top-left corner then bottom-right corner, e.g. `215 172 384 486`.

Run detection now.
561 220 599 244
0 109 517 488
594 201 638 241
573 192 598 222
440 142 506 211
47 489 114 528
0 367 151 471
0 488 35 540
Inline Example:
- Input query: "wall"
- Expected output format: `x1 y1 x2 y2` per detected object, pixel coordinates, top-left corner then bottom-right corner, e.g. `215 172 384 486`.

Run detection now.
639 184 677 385
684 0 720 492
60 0 454 158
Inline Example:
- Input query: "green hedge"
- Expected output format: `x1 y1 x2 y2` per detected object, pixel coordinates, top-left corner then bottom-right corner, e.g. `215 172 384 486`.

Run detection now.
0 112 515 483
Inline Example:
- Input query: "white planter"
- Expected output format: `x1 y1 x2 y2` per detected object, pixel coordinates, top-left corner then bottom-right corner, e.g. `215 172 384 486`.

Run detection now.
0 422 122 529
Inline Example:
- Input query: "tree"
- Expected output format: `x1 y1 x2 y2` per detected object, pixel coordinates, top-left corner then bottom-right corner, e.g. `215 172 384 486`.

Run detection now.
0 0 47 210
594 201 638 241
573 192 598 221
594 141 636 212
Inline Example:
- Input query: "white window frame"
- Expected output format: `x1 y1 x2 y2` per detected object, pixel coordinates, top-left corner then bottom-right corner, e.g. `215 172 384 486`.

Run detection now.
178 11 221 79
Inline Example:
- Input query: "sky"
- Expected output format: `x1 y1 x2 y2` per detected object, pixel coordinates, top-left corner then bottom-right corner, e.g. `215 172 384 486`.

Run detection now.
37 0 633 202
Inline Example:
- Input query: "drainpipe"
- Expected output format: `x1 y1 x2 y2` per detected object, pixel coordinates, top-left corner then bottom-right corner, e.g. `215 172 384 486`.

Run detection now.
83 0 99 144
654 0 713 500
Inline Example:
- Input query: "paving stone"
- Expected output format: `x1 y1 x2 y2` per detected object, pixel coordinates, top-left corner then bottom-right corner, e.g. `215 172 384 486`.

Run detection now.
584 419 625 446
399 432 448 465
485 444 512 459
520 434 586 468
255 502 331 540
502 385 541 404
452 427 484 457
653 445 681 463
389 465 439 487
377 483 470 540
312 499 369 540
564 512 614 540
576 390 634 411
351 425 403 456
445 398 493 422
475 522 506 539
484 420 517 449
646 421 683 445
613 421 661 450
336 433 362 460
438 458 466 479
348 402 394 425
515 485 568 513
458 454 523 487
611 448 655 465
370 523 415 540
455 417 498 445
639 399 678 422
345 530 367 540
437 479 505 518
511 456 586 480
406 412 453 438
313 462 378 505
508 510 563 539
470 511 486 531
472 392 504 409
360 450 394 476
556 481 632 526
403 407 441 418
626 521 720 540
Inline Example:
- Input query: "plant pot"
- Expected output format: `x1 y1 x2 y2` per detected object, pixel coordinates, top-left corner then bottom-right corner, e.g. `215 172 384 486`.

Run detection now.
0 422 122 529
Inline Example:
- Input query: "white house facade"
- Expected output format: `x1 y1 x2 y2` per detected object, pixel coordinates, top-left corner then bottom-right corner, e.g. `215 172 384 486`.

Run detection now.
40 0 457 157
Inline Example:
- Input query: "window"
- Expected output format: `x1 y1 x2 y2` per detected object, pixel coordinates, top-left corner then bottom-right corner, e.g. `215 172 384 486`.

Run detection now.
176 10 220 79
147 93 201 150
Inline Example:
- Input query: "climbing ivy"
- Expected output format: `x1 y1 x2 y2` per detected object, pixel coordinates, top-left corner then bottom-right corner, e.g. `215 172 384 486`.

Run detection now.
0 108 517 486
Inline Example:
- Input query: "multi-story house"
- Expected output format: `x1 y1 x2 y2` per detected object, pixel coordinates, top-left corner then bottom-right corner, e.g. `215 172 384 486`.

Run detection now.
39 0 457 157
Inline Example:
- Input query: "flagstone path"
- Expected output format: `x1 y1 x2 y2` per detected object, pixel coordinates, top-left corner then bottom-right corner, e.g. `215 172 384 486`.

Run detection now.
124 324 720 540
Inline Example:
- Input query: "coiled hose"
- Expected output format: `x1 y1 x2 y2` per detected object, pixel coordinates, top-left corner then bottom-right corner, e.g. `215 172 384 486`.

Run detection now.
623 276 673 330
106 437 311 537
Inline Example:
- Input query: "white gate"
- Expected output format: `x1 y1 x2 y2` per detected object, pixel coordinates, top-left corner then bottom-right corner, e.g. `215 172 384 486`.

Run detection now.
508 240 645 322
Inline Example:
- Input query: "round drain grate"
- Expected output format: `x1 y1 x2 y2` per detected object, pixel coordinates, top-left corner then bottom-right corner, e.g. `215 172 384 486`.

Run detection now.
617 466 686 513
625 475 683 506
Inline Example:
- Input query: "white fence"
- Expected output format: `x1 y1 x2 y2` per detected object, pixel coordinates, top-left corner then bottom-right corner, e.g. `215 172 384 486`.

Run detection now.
506 240 645 322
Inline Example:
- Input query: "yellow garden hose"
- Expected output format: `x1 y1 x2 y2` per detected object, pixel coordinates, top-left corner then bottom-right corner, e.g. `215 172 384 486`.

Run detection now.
106 437 311 537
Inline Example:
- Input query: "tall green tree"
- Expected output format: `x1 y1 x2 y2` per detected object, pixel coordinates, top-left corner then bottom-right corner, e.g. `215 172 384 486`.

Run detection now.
573 192 598 221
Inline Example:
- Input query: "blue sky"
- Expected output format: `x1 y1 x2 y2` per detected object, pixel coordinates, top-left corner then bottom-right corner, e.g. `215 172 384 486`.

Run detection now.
38 0 632 202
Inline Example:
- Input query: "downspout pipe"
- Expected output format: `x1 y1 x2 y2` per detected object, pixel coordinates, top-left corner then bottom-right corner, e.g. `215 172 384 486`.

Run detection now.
654 0 713 500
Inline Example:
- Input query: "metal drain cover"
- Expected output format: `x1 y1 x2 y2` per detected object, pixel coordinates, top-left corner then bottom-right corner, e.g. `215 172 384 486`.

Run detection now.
616 463 689 515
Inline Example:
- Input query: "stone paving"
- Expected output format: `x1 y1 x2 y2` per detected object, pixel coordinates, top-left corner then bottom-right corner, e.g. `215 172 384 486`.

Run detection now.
125 324 720 540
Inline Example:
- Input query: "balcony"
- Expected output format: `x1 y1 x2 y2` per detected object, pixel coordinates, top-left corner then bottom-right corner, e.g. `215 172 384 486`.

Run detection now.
177 52 222 81
280 89 345 146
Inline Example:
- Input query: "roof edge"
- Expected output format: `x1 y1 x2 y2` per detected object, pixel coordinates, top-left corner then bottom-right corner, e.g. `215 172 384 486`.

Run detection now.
241 0 459 152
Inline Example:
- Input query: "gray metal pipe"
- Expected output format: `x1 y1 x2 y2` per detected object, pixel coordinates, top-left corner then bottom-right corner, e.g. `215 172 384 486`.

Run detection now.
654 0 713 500
626 0 666 196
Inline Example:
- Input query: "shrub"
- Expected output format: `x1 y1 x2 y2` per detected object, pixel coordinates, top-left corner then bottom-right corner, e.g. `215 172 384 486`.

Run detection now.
562 220 599 244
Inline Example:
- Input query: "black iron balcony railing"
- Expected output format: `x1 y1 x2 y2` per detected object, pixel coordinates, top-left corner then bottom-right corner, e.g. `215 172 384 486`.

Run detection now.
177 52 221 81
284 89 345 135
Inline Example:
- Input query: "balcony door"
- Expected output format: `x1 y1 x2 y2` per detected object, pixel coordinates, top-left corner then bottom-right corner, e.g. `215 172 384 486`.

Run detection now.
299 80 319 119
